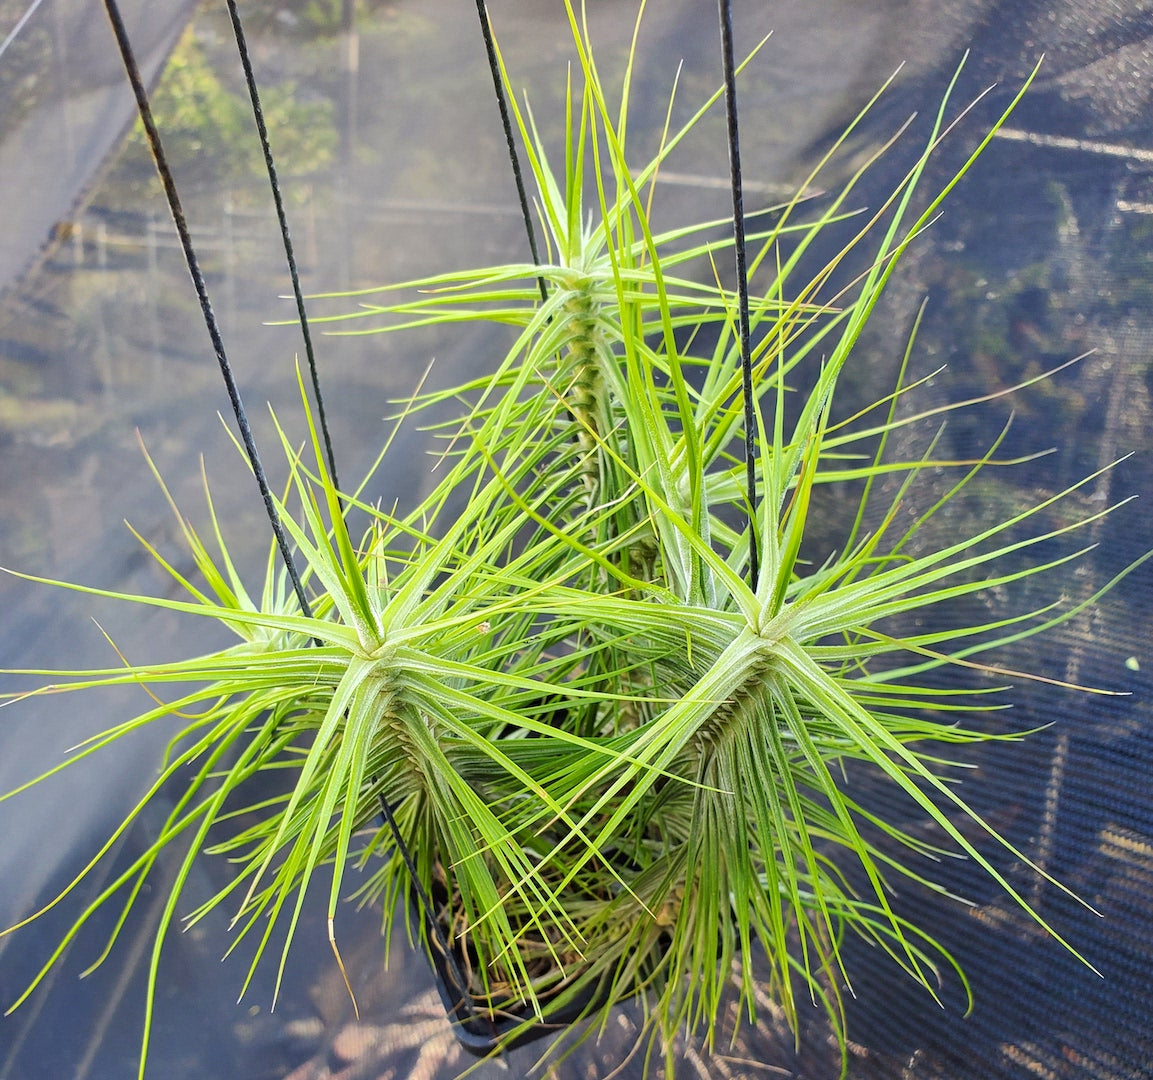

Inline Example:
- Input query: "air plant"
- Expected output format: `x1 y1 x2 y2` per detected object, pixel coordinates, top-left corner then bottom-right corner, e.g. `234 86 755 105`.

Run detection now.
2 3 1145 1079
311 4 1144 1068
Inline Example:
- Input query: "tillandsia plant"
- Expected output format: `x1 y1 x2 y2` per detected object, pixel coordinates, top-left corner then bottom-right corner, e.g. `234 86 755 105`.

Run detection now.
309 3 1149 1071
1 3 1148 1079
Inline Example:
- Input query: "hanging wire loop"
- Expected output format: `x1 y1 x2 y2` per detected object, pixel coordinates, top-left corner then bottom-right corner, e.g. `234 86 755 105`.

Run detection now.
99 1 315 614
717 0 760 592
474 0 549 304
223 0 342 493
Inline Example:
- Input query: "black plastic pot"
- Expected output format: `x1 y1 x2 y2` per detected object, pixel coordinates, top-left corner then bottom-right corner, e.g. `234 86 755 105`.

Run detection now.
412 890 606 1056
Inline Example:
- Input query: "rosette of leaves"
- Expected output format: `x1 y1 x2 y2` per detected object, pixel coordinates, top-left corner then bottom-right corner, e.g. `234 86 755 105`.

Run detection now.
0 372 685 1070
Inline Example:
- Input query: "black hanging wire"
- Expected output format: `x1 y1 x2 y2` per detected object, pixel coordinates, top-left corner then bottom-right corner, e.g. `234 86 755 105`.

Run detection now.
474 0 549 303
717 0 760 592
224 1 486 1032
223 0 341 491
217 0 481 1029
102 0 483 1034
102 0 313 621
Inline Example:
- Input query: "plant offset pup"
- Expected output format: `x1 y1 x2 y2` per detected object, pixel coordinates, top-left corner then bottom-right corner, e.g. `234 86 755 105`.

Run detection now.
2 5 1142 1077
